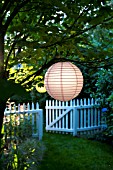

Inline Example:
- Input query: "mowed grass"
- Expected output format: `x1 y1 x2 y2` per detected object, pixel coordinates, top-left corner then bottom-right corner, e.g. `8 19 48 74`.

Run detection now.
39 133 113 170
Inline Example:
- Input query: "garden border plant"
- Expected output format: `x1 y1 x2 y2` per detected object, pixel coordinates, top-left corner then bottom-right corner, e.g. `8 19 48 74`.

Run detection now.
0 113 45 170
91 68 113 144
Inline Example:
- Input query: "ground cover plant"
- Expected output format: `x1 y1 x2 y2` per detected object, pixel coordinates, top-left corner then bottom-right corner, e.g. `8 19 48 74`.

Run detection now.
0 138 45 170
39 133 113 170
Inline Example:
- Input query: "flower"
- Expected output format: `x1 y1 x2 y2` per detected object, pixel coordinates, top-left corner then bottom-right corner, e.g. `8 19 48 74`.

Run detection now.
102 108 107 112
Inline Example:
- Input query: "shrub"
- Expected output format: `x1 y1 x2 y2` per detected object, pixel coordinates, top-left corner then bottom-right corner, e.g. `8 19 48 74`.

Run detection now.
0 138 45 170
91 68 113 143
0 112 45 169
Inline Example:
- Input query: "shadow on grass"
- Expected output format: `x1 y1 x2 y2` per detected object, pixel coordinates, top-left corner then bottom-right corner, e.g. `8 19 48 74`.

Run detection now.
39 132 113 170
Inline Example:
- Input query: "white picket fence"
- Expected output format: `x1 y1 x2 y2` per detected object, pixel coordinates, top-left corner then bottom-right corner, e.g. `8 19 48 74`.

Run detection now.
4 102 43 140
46 98 107 136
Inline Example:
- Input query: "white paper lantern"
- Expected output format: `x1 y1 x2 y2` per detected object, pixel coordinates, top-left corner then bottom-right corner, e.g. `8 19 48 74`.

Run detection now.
44 62 83 101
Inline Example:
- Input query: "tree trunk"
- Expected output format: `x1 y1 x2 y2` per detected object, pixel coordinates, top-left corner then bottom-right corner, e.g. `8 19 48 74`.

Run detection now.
0 101 6 154
0 101 6 137
0 31 6 150
0 33 4 78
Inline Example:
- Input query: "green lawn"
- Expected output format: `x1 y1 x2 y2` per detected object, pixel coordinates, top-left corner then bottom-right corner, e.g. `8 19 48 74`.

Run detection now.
39 133 113 170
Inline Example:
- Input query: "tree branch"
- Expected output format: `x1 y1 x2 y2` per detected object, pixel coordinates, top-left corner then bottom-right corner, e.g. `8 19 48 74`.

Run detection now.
20 58 56 85
5 41 17 72
4 32 29 71
1 1 14 24
0 0 10 15
4 0 29 34
20 54 113 86
68 2 92 30
24 15 113 50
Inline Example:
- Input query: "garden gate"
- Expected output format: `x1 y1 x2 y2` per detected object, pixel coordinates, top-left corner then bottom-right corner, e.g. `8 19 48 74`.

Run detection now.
46 98 106 136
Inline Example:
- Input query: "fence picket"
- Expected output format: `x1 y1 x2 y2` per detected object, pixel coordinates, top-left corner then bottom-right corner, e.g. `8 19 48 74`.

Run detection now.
70 100 73 129
49 100 51 126
52 100 55 128
91 107 93 127
59 101 61 130
80 99 83 128
98 108 101 126
46 100 48 131
18 103 21 124
84 99 86 128
66 101 68 129
36 102 39 109
56 100 58 129
77 99 79 106
31 102 35 134
62 101 65 129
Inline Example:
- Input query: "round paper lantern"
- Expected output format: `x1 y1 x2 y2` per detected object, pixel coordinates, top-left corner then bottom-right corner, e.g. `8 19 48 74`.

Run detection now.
44 62 83 101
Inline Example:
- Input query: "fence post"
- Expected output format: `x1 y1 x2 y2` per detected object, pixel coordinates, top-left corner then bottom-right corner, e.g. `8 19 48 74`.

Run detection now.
38 110 43 140
73 107 78 136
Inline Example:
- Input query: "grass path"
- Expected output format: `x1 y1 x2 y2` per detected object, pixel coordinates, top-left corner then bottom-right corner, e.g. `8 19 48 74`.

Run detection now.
39 133 113 170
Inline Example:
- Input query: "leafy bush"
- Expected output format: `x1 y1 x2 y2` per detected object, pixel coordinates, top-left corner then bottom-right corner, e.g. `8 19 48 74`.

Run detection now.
91 68 113 143
3 114 32 146
0 112 45 170
0 138 45 170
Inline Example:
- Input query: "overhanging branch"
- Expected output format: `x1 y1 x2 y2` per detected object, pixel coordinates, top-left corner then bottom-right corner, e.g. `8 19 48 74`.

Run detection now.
4 33 29 71
20 56 113 86
4 0 29 34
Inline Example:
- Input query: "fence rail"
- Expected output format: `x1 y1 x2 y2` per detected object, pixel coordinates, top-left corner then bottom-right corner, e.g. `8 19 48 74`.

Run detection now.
46 98 107 136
